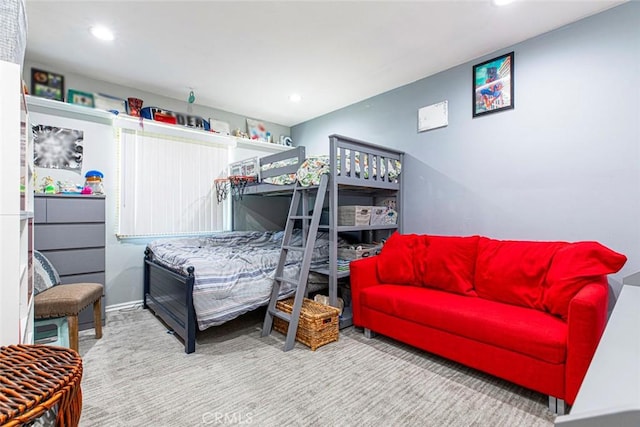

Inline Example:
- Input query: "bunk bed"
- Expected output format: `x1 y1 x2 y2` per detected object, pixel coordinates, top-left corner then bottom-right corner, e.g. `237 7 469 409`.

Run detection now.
143 135 404 353
143 146 307 354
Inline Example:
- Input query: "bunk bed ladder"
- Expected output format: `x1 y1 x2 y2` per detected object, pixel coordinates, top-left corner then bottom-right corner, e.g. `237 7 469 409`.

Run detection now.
261 173 329 351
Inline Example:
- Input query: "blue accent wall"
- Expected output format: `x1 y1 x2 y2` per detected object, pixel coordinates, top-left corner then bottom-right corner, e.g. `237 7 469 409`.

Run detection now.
292 2 640 288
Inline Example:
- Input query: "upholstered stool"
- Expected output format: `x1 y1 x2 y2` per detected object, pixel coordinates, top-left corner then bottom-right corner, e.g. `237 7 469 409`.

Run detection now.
34 283 103 352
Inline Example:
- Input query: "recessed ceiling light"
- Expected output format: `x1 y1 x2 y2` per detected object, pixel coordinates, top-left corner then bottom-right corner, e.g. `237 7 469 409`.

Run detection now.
493 0 515 5
90 25 114 41
289 93 302 103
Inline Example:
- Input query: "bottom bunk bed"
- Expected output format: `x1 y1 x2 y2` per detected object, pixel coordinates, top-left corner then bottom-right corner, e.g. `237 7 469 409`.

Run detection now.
144 146 308 353
144 231 332 353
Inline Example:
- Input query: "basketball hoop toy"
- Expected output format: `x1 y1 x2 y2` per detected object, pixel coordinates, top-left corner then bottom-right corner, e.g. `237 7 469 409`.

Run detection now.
228 175 256 201
214 177 230 204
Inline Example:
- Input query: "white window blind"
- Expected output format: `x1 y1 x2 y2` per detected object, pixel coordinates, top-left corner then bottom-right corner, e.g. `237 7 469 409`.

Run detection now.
117 127 229 238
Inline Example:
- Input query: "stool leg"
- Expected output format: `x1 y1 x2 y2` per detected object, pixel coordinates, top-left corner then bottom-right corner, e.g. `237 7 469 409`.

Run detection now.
93 298 103 339
68 315 79 352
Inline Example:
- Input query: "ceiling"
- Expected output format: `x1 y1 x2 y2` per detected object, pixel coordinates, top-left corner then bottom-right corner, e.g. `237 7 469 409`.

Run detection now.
24 0 624 127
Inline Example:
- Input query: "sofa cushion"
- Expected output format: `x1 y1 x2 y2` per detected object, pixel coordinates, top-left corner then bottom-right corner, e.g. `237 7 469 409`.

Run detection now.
376 232 425 285
474 238 567 310
544 241 626 320
361 285 567 364
416 235 479 296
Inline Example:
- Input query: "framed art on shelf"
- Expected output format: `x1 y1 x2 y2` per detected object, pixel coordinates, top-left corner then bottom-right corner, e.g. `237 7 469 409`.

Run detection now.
67 89 95 107
31 68 64 101
93 93 127 113
246 118 269 142
209 118 231 135
472 51 514 118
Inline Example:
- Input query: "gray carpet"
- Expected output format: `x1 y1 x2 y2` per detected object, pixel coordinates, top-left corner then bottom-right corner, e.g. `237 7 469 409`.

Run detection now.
78 307 556 426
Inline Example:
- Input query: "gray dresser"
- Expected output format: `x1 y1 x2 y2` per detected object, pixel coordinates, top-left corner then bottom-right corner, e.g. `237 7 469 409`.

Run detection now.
34 194 106 330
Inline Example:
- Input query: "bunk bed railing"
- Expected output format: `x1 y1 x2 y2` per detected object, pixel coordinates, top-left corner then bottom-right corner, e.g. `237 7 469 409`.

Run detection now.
329 134 403 189
258 146 306 181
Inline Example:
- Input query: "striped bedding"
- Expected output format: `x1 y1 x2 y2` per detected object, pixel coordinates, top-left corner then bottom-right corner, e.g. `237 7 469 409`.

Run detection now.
146 230 331 330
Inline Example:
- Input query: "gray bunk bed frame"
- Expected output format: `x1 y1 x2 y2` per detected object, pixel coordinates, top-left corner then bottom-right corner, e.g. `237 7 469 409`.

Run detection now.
143 136 404 353
320 134 404 324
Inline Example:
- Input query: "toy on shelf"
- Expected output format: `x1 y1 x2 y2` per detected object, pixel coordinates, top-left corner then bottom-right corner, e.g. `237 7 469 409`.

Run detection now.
58 180 82 194
40 176 56 194
140 106 209 130
127 97 143 117
84 170 104 195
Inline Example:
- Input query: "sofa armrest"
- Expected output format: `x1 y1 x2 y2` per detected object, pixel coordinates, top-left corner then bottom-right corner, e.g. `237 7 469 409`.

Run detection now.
565 278 609 405
350 256 383 326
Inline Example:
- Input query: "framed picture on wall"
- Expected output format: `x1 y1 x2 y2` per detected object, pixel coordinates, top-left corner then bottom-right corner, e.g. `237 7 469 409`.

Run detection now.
472 51 514 118
31 68 65 102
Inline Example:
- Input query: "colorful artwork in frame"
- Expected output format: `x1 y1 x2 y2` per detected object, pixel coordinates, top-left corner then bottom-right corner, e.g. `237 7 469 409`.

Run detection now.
472 51 514 118
67 89 95 108
246 118 269 142
31 68 65 101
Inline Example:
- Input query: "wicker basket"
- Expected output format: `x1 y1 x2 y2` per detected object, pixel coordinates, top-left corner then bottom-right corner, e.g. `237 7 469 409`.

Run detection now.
273 297 340 350
0 344 83 427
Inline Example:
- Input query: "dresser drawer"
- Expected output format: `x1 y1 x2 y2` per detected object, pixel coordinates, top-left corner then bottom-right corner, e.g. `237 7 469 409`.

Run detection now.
35 223 105 250
34 197 47 223
41 248 105 276
44 197 105 223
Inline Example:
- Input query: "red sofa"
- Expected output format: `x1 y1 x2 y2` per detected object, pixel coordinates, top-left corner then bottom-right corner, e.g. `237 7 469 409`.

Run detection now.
350 233 626 412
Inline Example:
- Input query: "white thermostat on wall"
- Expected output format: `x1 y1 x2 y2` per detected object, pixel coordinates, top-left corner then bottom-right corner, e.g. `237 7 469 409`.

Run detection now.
418 100 448 132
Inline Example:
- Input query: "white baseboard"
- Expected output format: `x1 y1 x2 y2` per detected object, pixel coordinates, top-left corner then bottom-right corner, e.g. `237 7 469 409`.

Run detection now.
106 300 144 313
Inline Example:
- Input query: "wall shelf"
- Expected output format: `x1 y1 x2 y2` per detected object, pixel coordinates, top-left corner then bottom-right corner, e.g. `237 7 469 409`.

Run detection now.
27 95 291 154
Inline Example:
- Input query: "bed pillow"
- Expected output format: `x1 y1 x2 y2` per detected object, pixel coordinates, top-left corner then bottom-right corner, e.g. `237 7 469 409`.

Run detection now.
33 250 61 295
296 156 329 186
543 241 626 320
417 235 479 296
376 232 424 286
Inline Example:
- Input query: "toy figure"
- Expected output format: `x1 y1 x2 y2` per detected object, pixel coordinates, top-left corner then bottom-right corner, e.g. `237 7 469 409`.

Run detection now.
41 176 56 194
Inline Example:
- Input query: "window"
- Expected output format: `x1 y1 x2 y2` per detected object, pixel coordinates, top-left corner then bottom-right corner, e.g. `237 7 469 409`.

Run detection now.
116 124 229 238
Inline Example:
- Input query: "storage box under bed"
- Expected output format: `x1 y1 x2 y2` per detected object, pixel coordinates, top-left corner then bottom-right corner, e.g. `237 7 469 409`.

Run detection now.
337 205 371 226
337 243 383 261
